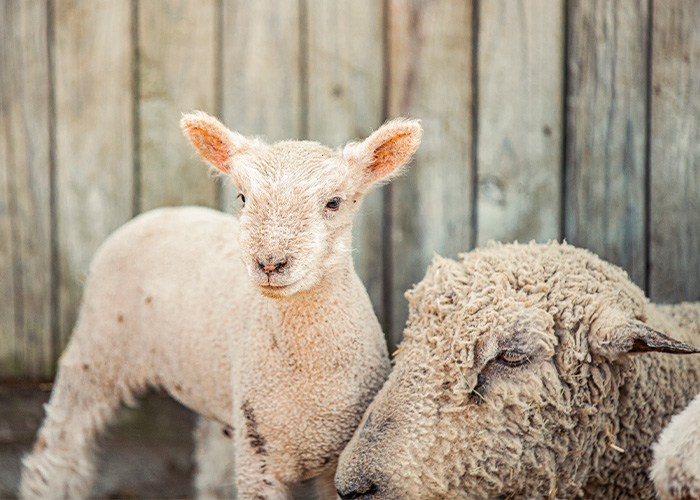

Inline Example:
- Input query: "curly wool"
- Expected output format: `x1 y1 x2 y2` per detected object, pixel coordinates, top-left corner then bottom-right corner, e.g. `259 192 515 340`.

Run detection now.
336 241 700 500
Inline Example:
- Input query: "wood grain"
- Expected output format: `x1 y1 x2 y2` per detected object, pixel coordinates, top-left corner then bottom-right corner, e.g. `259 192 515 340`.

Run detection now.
220 0 303 210
387 0 475 350
306 0 386 327
54 0 134 347
649 0 700 302
477 0 564 245
565 0 648 289
138 0 218 212
0 0 53 378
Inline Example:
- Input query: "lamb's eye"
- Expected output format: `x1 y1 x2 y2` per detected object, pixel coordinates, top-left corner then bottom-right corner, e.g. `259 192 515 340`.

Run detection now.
325 197 341 211
237 193 246 206
498 350 528 367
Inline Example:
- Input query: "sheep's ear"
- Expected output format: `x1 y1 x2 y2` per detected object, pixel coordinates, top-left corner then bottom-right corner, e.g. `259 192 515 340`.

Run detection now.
622 320 700 354
344 117 422 187
180 111 252 173
590 312 700 357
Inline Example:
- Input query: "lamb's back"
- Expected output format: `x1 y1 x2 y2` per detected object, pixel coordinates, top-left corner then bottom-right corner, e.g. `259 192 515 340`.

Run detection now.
65 206 247 424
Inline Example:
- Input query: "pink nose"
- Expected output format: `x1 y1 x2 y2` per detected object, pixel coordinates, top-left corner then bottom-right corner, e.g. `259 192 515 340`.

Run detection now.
257 257 288 275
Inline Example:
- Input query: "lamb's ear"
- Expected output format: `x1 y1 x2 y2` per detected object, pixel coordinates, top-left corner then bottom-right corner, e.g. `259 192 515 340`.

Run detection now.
344 118 422 187
590 311 700 357
180 111 252 173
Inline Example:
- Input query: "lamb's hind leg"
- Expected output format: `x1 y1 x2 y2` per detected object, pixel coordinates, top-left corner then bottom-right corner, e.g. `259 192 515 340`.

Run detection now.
19 355 129 499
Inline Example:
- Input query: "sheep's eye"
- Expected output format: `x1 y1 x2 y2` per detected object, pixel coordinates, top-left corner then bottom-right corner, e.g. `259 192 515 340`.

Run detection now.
325 197 341 211
237 193 246 206
498 350 529 367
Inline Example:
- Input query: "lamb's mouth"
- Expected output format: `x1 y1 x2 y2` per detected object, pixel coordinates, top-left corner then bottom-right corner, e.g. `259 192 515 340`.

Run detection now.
261 284 288 290
258 283 295 296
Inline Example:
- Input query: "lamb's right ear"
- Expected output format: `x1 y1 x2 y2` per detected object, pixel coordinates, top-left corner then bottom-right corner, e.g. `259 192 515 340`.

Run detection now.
344 117 422 188
180 111 252 173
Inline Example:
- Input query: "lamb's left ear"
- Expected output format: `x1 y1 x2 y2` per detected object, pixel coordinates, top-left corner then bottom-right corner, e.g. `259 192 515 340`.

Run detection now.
180 111 254 174
343 117 422 188
589 310 700 357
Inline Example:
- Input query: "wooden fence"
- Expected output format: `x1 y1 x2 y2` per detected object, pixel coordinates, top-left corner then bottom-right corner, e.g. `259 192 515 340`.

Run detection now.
1 0 699 380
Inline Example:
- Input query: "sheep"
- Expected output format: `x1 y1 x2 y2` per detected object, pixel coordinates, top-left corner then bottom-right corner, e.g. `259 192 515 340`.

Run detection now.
652 382 700 499
19 111 423 500
334 241 700 500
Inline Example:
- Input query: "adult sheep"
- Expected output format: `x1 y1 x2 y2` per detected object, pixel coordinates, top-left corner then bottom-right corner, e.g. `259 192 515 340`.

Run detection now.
335 242 700 500
652 380 700 499
20 112 422 500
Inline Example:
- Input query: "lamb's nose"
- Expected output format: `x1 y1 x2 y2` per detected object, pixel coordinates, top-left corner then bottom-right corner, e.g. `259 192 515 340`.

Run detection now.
257 257 288 275
336 483 378 500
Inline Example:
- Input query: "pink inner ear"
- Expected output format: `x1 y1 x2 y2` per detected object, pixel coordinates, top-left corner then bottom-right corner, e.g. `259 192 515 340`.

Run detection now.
187 125 231 173
368 132 411 181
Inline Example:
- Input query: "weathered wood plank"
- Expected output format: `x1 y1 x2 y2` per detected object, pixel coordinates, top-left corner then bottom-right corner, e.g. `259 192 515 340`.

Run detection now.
649 0 700 302
477 0 564 245
306 0 386 327
0 0 53 378
54 0 134 347
138 0 218 212
565 0 648 289
220 0 303 210
388 0 474 350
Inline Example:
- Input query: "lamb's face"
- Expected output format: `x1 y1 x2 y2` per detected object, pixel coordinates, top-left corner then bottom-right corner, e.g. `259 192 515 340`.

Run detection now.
181 111 422 299
336 243 698 499
231 142 362 297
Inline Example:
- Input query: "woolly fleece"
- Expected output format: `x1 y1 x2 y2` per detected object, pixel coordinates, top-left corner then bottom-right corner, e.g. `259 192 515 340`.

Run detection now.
335 241 700 500
20 113 422 500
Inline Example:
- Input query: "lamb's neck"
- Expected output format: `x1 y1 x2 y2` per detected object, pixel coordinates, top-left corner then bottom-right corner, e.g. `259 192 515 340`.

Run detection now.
276 265 361 323
260 264 369 358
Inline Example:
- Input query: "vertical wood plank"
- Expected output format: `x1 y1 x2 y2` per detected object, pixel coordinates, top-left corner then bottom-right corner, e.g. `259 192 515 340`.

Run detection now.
565 0 648 289
649 0 700 302
388 0 474 350
306 0 386 326
0 0 52 378
220 0 302 210
138 0 218 212
54 0 134 346
477 0 564 245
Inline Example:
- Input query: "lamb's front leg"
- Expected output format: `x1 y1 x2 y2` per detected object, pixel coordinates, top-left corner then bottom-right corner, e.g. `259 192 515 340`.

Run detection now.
234 399 290 500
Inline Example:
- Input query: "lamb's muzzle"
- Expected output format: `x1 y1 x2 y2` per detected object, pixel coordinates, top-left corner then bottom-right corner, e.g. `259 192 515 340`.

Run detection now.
257 256 288 275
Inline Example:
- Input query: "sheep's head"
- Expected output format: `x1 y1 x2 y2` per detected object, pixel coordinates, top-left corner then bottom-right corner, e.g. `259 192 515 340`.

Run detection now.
181 112 421 298
336 242 699 500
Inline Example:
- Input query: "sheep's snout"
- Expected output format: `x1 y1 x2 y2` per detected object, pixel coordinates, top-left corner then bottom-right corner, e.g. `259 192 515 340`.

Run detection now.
336 478 380 500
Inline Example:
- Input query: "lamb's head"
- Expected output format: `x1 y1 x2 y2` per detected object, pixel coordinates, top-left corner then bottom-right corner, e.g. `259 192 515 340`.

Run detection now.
336 242 699 500
181 112 421 297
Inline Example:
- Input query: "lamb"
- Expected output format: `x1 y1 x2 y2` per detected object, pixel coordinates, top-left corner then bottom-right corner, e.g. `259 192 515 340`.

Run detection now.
652 379 700 499
20 111 423 500
334 241 700 500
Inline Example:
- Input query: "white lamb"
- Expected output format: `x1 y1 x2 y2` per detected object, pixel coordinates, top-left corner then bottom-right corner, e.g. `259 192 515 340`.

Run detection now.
652 390 700 499
19 111 422 499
